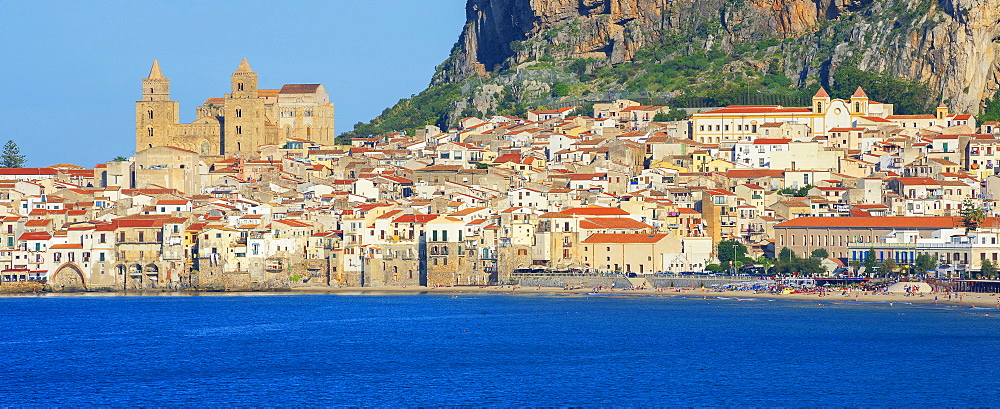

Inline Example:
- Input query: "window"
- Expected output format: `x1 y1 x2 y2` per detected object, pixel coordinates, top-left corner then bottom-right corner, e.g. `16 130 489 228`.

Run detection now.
236 125 242 135
236 108 242 118
148 127 154 137
138 232 144 242
148 110 154 119
100 234 106 244
237 82 244 91
99 252 105 262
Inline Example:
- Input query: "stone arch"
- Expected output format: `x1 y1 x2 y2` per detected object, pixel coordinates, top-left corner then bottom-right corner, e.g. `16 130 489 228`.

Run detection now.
51 262 86 291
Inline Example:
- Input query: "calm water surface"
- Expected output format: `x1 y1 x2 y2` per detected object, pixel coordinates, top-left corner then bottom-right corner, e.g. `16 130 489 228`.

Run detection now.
0 294 998 406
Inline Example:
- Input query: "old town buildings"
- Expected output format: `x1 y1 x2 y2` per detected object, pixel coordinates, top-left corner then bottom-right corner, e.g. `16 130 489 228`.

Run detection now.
2 78 997 291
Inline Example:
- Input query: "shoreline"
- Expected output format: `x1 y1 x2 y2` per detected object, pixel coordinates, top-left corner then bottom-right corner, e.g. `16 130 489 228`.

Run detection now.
3 285 1000 309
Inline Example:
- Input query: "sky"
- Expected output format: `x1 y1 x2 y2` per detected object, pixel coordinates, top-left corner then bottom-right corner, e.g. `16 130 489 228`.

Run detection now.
0 0 467 167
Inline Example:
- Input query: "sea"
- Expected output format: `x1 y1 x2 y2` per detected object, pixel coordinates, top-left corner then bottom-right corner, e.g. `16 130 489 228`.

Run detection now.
1 293 998 407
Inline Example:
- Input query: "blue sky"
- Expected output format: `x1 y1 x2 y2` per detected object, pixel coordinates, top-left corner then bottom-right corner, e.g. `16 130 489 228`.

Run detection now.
0 0 466 167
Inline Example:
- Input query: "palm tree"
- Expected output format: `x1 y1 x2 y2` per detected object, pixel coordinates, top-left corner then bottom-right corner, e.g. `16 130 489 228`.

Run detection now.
878 258 898 279
849 259 861 275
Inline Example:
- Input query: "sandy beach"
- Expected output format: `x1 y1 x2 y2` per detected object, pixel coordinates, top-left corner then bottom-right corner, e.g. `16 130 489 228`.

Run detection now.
5 285 1000 310
287 285 1000 309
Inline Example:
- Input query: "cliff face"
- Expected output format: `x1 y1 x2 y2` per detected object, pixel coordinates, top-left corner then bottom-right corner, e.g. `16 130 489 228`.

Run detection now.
435 0 1000 113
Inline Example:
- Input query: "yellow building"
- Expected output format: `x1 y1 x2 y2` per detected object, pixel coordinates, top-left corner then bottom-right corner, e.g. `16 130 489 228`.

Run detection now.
136 59 335 158
690 87 893 145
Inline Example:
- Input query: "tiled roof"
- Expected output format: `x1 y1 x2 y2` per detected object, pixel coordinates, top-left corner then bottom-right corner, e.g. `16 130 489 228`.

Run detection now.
560 207 629 216
581 233 667 244
775 216 959 229
579 218 652 230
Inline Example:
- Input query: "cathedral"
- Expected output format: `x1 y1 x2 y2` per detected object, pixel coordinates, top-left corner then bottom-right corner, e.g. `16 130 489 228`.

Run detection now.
135 59 335 158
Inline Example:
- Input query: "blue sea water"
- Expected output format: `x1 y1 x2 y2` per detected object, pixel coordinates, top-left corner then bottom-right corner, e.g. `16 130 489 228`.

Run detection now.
1 293 998 407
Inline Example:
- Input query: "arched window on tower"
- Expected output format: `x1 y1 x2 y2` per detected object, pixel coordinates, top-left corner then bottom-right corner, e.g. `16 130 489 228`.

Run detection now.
855 102 861 113
236 108 242 118
816 102 823 113
237 142 241 151
236 126 242 135
148 127 154 137
237 82 244 91
148 110 154 119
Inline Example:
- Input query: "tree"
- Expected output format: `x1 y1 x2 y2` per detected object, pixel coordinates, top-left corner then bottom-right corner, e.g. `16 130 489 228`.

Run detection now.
849 259 862 275
779 247 796 262
777 184 815 197
878 258 897 278
914 253 936 277
717 240 747 274
653 107 687 122
111 156 129 162
831 65 934 115
960 199 986 231
862 247 877 276
980 259 996 279
755 255 774 274
550 82 570 97
1 140 25 168
811 248 829 259
980 96 1000 122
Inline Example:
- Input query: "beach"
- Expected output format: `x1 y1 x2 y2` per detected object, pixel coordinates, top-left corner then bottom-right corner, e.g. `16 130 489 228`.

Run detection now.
4 284 999 309
287 285 1000 308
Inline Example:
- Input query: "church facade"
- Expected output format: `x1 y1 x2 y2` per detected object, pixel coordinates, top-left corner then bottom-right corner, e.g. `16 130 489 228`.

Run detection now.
135 59 335 158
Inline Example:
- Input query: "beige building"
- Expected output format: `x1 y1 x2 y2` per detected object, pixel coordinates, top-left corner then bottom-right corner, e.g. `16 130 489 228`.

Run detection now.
136 59 335 159
580 233 679 274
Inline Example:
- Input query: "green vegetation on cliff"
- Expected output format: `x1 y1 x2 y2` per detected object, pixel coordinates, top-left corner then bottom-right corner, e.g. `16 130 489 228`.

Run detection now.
341 83 462 139
342 0 946 139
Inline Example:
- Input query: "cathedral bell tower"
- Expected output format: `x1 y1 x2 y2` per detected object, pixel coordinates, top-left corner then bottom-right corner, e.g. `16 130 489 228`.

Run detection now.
223 58 264 157
136 59 179 152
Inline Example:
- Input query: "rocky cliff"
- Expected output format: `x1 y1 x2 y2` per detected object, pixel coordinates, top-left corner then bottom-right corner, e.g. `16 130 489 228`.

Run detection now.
434 0 1000 114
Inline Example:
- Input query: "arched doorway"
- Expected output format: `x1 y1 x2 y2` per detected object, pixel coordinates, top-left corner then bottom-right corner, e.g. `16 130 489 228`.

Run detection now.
145 264 159 288
51 263 86 292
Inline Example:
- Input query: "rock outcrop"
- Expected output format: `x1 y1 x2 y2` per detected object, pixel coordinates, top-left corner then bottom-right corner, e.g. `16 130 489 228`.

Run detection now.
435 0 1000 113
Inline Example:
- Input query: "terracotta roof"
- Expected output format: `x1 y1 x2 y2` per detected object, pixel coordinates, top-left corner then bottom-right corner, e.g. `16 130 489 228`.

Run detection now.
775 216 959 229
560 207 630 216
279 84 321 94
579 218 653 230
697 106 813 115
18 232 51 241
726 169 785 178
753 139 791 144
50 244 83 249
581 233 667 244
0 168 58 175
